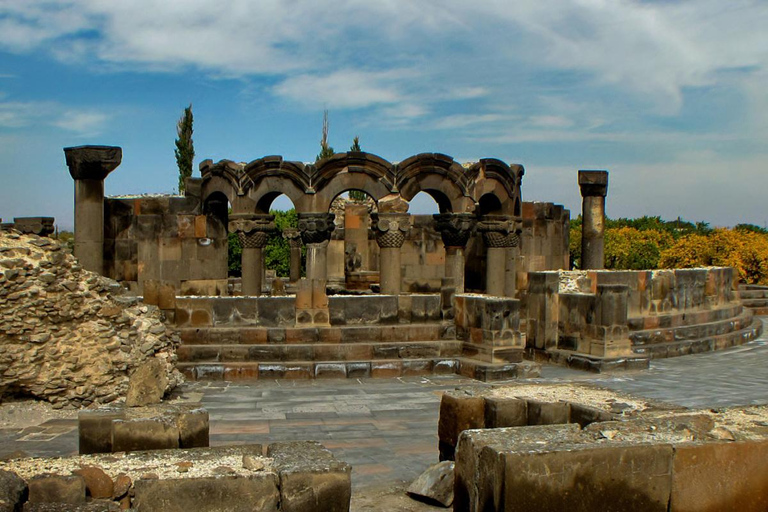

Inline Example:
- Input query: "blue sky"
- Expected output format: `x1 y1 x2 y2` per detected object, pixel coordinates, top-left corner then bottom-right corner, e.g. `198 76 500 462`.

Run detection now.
0 0 766 230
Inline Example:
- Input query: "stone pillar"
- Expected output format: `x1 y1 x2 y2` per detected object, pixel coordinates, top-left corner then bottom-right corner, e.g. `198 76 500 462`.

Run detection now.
229 213 275 296
433 213 476 294
477 215 519 297
64 145 122 275
372 212 411 295
578 170 609 270
298 213 336 282
282 228 303 283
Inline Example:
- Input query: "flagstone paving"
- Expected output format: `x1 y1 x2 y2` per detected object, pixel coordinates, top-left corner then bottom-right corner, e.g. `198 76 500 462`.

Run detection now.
2 318 766 492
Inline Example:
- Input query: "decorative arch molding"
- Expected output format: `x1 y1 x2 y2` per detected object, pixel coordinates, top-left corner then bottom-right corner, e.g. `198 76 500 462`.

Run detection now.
396 153 474 213
200 151 523 217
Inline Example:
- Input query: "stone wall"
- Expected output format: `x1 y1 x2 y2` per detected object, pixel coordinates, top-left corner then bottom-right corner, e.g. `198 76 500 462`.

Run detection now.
104 179 228 295
0 230 182 407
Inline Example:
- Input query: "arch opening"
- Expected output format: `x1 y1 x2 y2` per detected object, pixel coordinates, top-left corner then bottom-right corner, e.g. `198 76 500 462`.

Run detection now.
478 193 504 216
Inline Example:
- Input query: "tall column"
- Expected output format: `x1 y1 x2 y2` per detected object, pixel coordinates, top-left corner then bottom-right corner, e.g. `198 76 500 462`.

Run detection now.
477 215 517 297
433 213 476 294
283 228 303 283
229 213 275 296
64 145 122 275
578 170 609 270
298 212 336 281
372 212 411 295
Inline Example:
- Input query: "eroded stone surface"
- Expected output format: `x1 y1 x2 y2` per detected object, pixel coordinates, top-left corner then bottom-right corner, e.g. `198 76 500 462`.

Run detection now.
406 460 454 507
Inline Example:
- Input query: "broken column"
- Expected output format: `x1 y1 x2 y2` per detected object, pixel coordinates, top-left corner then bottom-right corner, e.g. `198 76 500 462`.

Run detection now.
298 212 336 282
282 228 303 283
578 170 608 270
434 213 476 294
229 213 275 296
64 145 122 275
372 212 411 295
477 215 516 297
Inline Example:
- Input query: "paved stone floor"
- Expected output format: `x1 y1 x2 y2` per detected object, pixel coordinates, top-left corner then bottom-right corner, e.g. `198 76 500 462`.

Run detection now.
2 318 766 492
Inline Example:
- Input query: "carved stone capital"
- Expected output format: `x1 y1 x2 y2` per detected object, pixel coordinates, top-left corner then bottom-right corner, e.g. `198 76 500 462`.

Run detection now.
64 145 122 181
433 213 476 248
228 213 276 249
282 227 303 248
298 212 336 245
578 170 609 197
477 215 519 248
371 213 411 249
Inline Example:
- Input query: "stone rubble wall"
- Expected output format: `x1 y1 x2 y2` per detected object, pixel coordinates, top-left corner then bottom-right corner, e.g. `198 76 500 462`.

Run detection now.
0 230 182 408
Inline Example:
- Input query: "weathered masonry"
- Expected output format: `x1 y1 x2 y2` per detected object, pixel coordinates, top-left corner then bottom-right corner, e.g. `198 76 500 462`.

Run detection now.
62 145 762 380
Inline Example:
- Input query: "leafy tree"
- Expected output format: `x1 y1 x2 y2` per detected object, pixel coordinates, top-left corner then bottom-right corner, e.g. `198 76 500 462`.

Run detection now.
316 110 334 161
264 209 304 277
228 231 242 277
348 136 368 201
350 135 361 152
734 223 768 235
175 104 195 194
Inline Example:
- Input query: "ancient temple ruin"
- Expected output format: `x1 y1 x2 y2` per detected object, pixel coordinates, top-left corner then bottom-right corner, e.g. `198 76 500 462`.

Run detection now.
62 145 763 381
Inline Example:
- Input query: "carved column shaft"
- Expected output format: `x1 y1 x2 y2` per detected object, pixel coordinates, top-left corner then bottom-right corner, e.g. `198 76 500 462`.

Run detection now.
229 214 275 296
298 213 336 282
478 215 519 297
579 170 609 270
283 228 303 283
64 145 122 275
372 213 411 295
434 213 476 294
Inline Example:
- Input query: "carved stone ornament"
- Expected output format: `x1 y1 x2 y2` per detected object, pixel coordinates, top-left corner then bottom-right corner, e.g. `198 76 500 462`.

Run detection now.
228 214 276 249
433 213 476 248
372 213 411 249
298 213 336 244
477 215 519 248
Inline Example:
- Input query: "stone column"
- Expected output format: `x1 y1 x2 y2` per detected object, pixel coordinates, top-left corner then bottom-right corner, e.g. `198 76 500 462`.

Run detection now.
433 213 476 294
64 145 122 275
372 212 411 295
477 215 518 297
282 228 303 283
578 170 609 270
298 213 336 281
229 213 275 296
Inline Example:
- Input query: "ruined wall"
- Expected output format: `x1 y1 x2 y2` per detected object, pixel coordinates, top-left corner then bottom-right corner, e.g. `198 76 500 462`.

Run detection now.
104 179 228 296
0 230 182 407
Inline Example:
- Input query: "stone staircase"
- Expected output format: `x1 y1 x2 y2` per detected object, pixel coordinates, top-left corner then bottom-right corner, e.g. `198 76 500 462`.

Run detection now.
739 284 768 316
177 323 464 380
629 303 763 359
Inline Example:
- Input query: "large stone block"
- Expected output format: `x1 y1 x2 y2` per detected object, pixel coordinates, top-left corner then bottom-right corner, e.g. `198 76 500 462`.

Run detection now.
78 408 125 455
28 475 86 504
438 391 485 461
112 417 180 453
671 440 768 512
484 397 527 428
267 442 351 512
133 475 279 512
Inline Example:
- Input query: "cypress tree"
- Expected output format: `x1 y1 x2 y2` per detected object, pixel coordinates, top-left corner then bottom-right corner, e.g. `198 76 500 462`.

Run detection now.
175 104 195 194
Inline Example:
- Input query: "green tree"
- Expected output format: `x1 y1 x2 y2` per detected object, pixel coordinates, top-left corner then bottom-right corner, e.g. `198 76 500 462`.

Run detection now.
350 135 361 152
175 104 195 194
316 109 335 161
264 209 304 277
348 136 368 201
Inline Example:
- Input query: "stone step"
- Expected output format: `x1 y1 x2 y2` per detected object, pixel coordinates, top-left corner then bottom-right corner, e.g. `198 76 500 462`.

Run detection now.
627 303 743 331
176 340 463 363
178 358 462 380
179 323 452 345
630 309 754 346
632 318 763 359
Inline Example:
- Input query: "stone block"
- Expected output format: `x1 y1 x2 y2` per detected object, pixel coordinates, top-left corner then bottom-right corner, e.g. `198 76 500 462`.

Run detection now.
133 475 279 512
112 417 180 453
569 403 614 427
267 441 351 512
671 440 768 512
28 475 86 504
526 399 570 425
79 408 125 455
438 391 485 461
0 469 27 510
23 501 120 511
484 397 527 428
178 407 209 449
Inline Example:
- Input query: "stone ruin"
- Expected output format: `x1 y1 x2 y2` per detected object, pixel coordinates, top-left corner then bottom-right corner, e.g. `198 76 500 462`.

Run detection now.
0 144 767 510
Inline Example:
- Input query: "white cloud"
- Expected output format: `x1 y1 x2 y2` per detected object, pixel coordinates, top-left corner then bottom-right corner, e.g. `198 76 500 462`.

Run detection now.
53 111 108 135
0 98 109 135
273 70 406 109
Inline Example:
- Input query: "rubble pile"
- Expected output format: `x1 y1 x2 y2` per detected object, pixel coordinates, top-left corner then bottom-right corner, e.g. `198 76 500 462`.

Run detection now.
0 230 182 408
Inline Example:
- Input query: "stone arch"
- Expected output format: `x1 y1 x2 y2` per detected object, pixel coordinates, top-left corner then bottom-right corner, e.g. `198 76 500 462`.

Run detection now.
469 159 523 216
311 152 396 211
200 160 240 207
396 153 474 213
244 157 310 213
